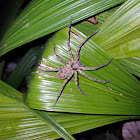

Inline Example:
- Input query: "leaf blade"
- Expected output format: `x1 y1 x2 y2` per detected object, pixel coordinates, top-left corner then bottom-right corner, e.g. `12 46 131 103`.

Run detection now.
27 26 140 115
6 45 43 89
93 0 140 58
1 80 138 139
0 0 126 56
118 56 140 77
0 80 75 139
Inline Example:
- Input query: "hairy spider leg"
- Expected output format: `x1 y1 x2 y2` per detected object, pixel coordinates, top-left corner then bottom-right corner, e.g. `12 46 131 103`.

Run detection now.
67 17 74 60
36 70 57 78
53 72 74 106
78 70 111 83
38 63 57 69
80 58 114 70
38 68 60 72
38 63 68 78
38 62 60 71
38 64 69 72
74 71 86 96
53 45 69 63
75 29 100 61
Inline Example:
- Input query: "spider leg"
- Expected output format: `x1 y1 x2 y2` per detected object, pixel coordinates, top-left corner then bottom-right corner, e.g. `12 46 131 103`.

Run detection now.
53 45 69 63
53 72 74 106
38 68 60 72
38 63 60 71
75 29 100 61
36 70 57 78
67 17 74 60
38 63 68 72
78 70 111 83
74 71 86 96
38 63 58 69
80 58 114 70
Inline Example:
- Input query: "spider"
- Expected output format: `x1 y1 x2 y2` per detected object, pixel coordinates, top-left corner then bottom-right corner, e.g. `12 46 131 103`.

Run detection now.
38 17 114 106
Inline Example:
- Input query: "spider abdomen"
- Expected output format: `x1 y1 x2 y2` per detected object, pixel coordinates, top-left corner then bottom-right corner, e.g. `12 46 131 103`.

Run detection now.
57 67 73 79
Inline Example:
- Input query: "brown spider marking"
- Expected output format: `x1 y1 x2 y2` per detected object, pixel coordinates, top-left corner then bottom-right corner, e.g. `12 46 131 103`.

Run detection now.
38 17 114 106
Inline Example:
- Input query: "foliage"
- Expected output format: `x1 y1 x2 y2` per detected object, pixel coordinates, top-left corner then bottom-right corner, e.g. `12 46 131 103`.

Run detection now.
0 0 140 139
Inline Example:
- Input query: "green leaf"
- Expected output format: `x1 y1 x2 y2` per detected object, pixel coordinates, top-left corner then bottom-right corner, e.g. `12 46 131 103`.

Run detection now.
27 26 140 115
0 81 75 139
93 0 140 58
96 6 119 24
1 0 140 139
0 0 126 56
0 0 24 38
31 109 76 140
6 45 43 89
0 80 139 139
71 0 140 59
118 57 140 77
0 80 75 139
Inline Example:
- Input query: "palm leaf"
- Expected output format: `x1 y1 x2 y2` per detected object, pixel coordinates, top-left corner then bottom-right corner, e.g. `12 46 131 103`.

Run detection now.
118 57 140 77
0 0 126 56
1 0 140 139
27 24 140 114
6 45 43 89
27 0 140 114
1 80 139 139
0 80 75 139
0 0 24 38
93 0 140 58
74 0 140 59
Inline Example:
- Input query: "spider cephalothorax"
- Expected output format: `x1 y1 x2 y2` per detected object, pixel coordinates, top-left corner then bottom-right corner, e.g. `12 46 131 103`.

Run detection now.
38 17 114 106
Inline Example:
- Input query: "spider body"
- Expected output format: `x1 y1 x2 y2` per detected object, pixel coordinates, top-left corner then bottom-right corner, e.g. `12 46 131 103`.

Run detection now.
57 65 72 79
57 59 81 79
38 17 114 106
